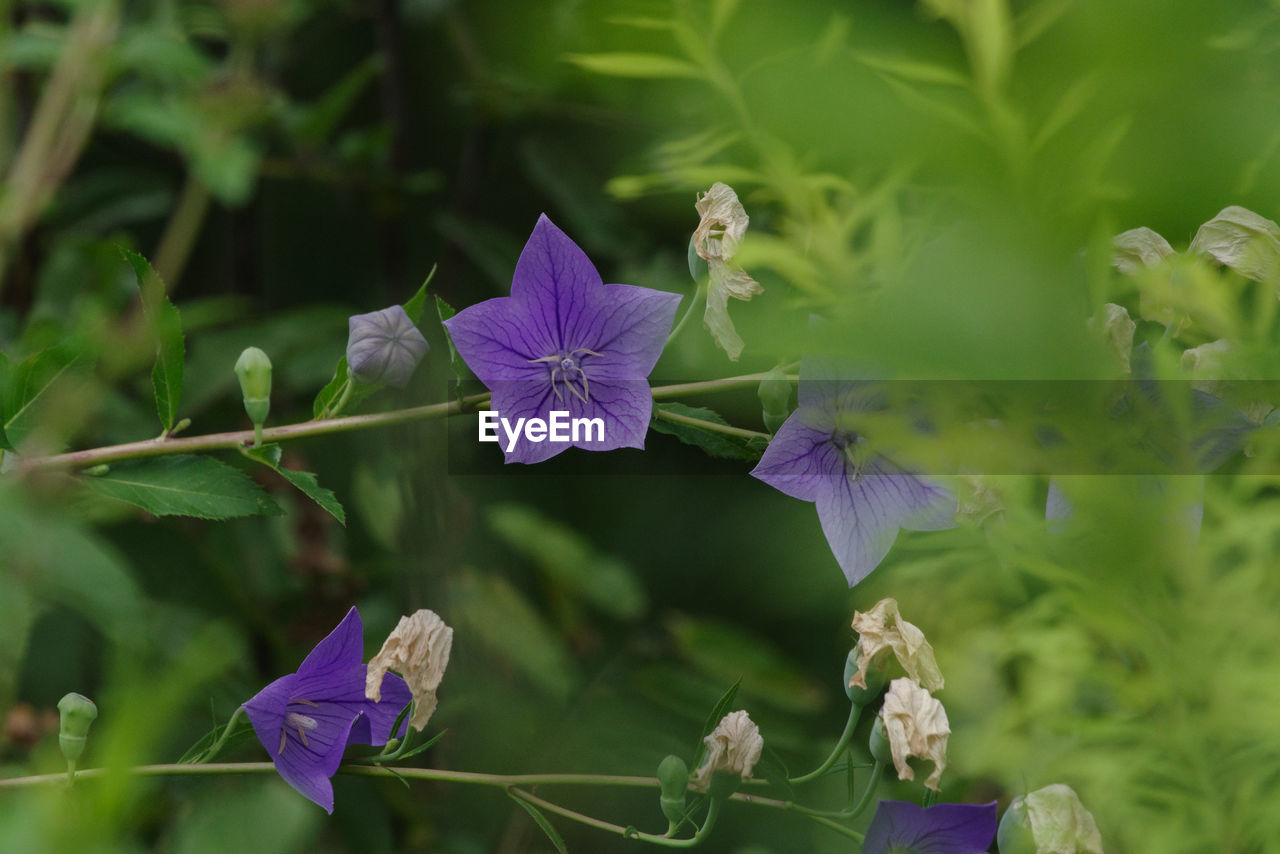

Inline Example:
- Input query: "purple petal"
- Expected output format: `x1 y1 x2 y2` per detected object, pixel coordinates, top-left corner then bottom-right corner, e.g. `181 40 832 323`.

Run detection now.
814 465 954 586
750 411 841 501
561 283 681 379
348 671 413 746
242 673 296 763
509 214 604 348
487 377 654 464
296 607 365 678
443 297 557 386
272 697 363 813
864 800 997 854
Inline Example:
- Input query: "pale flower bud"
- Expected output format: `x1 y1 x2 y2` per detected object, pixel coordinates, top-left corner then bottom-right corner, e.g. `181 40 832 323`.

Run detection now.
879 678 949 791
997 783 1104 854
365 609 453 731
689 710 764 794
1190 205 1280 283
347 305 430 388
848 598 944 693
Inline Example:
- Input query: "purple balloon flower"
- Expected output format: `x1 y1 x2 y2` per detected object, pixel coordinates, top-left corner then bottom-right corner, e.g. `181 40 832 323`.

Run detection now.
864 800 997 854
750 360 955 586
242 607 412 813
443 214 682 463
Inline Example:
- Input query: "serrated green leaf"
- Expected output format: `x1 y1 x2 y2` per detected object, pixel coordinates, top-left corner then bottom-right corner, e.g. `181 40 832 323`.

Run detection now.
242 443 346 524
3 343 89 448
81 455 283 520
403 265 438 327
510 795 570 854
487 503 647 620
651 403 764 461
563 52 703 79
121 248 185 432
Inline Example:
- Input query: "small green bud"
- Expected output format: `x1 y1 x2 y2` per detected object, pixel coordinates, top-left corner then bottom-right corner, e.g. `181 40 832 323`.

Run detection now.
996 799 1036 854
843 643 888 705
234 347 272 426
657 754 690 824
758 367 793 433
57 693 98 763
868 714 892 766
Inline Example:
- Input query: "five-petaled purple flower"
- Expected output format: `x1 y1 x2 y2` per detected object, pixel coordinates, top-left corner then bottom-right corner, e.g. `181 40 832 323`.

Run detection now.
242 607 412 813
750 360 955 586
443 215 682 463
863 800 997 854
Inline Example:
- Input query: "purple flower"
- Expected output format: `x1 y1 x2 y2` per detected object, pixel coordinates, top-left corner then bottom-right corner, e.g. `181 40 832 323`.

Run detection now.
242 607 412 813
347 305 430 388
750 361 955 586
443 215 682 463
864 800 997 854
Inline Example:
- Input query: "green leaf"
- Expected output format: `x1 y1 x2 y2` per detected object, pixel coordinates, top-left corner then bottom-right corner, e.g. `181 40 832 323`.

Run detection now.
81 455 283 520
436 295 469 387
854 51 969 87
0 352 11 451
563 52 703 79
510 795 569 854
693 679 741 770
121 248 185 432
651 403 764 461
2 342 89 448
312 357 376 419
242 443 346 524
402 265 438 327
486 503 647 620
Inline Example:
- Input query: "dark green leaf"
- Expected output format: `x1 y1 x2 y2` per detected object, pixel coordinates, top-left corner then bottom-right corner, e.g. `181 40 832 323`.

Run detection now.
121 248 185 432
3 343 89 448
651 403 764 460
82 455 283 520
402 265 438 327
396 728 448 761
510 795 570 854
693 679 741 770
312 357 376 419
242 443 346 524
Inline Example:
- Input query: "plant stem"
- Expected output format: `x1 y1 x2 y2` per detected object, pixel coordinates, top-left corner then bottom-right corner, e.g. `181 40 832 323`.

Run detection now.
788 703 862 785
14 373 792 475
653 406 771 441
665 282 706 347
193 707 245 764
152 174 211 292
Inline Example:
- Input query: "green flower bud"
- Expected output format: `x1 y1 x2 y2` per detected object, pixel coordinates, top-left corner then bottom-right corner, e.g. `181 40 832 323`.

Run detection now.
996 799 1037 854
657 755 689 824
758 367 793 433
843 643 889 705
868 714 893 766
234 347 272 426
57 693 98 763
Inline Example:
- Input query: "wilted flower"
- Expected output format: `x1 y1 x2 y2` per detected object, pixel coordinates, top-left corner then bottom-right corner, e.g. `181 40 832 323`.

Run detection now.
863 800 997 854
997 783 1104 854
365 609 453 732
848 598 944 692
1086 303 1135 375
690 710 763 793
347 305 430 388
242 607 412 813
1111 227 1173 275
879 678 949 791
692 183 763 361
1190 205 1280 283
444 215 681 463
750 358 955 586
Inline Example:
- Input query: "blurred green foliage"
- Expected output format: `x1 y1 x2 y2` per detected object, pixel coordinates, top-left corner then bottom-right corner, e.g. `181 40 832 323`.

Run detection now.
2 0 1280 852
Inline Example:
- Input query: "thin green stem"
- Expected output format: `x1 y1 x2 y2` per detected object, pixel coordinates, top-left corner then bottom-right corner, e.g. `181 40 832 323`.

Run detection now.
847 760 882 819
653 406 771 441
788 703 862 785
152 174 211 293
321 377 355 420
666 282 707 346
14 373 792 475
193 707 245 764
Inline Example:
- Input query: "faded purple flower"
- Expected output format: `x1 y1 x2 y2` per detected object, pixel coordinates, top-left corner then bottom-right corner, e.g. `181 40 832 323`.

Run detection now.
443 215 682 463
242 607 412 813
347 305 430 388
864 800 997 854
750 360 955 586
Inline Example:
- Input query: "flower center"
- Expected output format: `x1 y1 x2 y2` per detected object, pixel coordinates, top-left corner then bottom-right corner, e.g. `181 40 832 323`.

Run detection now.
831 430 867 480
529 348 603 404
278 699 321 753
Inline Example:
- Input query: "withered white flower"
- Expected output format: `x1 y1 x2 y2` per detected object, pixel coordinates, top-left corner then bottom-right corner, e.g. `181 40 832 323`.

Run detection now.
1111 227 1174 275
689 709 764 792
848 598 944 693
1190 205 1280 283
1000 783 1104 854
693 183 763 362
365 609 454 731
879 677 950 791
1086 303 1135 375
